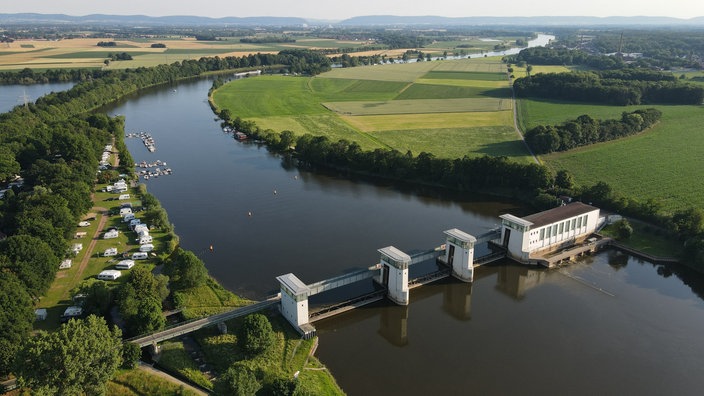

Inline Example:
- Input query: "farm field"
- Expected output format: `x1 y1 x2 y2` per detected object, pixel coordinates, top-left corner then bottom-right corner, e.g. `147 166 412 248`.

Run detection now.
215 58 535 162
519 99 704 213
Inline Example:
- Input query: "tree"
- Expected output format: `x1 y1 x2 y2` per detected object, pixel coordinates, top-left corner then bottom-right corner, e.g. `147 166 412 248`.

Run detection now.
121 342 141 369
127 297 166 336
237 314 275 357
0 146 20 182
0 273 34 377
0 235 59 297
613 219 634 240
14 315 122 396
214 363 261 396
555 170 575 189
71 279 112 317
167 248 207 290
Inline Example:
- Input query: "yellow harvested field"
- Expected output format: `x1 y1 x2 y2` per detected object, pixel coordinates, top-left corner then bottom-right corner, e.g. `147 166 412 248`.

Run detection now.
341 110 514 132
322 62 440 82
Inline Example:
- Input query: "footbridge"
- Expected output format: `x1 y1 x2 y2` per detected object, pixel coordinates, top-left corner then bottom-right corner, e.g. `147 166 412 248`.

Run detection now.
126 297 281 348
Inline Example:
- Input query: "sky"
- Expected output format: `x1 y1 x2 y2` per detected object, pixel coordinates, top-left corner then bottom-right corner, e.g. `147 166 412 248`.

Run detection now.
3 0 703 20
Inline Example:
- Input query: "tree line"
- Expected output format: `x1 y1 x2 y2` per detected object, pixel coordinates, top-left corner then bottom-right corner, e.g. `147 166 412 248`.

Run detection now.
509 47 626 69
525 108 662 154
513 70 704 105
0 48 332 380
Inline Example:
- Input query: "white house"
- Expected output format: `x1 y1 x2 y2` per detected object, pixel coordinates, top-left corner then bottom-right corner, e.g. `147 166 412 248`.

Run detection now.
499 202 600 263
97 270 122 280
103 229 119 239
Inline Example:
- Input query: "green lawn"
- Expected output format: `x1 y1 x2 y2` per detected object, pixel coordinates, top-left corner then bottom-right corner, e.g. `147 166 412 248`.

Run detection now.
192 313 344 395
518 99 704 213
108 368 200 396
214 58 532 161
157 342 213 390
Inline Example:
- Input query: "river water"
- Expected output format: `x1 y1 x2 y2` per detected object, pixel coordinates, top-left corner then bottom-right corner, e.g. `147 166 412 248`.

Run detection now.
4 40 704 393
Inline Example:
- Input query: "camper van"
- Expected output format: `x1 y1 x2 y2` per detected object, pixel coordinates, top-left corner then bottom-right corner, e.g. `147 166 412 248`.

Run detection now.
119 207 133 216
122 213 135 222
103 229 118 239
139 244 154 253
115 260 135 270
138 235 153 245
103 247 118 257
118 194 130 200
131 252 148 260
97 270 121 280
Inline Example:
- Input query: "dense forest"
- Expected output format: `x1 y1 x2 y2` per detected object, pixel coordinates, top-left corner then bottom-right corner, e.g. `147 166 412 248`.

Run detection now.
525 108 662 154
513 70 704 105
0 48 332 378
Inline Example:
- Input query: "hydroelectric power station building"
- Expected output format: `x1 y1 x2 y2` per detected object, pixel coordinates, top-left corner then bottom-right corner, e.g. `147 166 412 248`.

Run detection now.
500 202 601 265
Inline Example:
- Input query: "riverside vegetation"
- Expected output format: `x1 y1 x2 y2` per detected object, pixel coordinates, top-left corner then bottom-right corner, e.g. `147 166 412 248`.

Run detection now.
0 49 341 394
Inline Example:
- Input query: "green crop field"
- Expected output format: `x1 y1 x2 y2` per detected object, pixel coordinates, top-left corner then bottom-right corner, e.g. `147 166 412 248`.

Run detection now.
215 58 533 160
519 98 704 213
324 97 511 115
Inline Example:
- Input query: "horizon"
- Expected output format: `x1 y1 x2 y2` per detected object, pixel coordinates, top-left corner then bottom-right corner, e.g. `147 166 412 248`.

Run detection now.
4 0 704 21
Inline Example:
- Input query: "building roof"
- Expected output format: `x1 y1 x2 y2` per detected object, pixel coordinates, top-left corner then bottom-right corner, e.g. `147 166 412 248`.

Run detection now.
499 213 534 228
522 202 599 228
276 273 310 296
378 246 411 263
444 228 477 243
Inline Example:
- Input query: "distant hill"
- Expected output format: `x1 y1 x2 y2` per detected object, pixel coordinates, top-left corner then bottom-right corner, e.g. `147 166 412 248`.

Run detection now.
0 13 703 27
0 13 309 26
339 15 704 26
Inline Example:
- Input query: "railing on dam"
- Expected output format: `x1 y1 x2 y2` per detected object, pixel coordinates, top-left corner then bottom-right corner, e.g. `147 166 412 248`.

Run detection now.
307 265 380 296
126 296 281 347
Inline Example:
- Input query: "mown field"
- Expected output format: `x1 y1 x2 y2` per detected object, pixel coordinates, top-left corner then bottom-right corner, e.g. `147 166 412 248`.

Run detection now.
214 57 535 162
519 98 704 213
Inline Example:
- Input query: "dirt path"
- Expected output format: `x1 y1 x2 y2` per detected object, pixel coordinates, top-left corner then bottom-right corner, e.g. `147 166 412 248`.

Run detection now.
510 83 540 165
138 363 209 396
67 205 108 295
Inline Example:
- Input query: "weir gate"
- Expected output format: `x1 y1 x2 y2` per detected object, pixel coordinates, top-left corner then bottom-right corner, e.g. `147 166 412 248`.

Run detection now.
277 228 504 338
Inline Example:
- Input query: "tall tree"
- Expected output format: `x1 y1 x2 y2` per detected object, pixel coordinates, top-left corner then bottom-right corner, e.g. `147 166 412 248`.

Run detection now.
14 315 122 396
0 273 34 377
237 314 275 357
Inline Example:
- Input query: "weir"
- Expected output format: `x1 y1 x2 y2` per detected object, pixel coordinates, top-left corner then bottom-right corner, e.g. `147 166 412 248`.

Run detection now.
277 227 505 337
127 203 605 345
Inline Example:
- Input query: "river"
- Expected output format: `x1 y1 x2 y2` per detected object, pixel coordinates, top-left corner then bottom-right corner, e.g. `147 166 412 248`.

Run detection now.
5 42 704 394
102 78 704 395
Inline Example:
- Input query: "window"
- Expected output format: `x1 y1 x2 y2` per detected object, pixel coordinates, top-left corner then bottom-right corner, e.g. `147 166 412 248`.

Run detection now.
540 228 545 240
552 225 557 237
577 217 582 228
571 219 576 230
559 222 564 234
584 215 588 227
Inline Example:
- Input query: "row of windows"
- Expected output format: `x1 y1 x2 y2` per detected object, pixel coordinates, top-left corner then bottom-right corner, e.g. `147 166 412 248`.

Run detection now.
536 214 589 242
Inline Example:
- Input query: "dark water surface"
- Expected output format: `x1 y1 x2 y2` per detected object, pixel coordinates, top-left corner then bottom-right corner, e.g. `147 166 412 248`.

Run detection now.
0 82 75 113
92 76 704 395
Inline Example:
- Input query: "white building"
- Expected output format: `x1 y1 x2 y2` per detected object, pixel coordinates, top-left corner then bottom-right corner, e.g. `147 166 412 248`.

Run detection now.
499 202 600 263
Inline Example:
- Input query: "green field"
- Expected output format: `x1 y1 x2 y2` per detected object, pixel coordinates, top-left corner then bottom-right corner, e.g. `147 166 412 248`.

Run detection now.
215 58 532 161
519 99 704 213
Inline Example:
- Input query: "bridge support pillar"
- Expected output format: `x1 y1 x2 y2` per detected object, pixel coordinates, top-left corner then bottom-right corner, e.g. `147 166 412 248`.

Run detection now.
276 273 311 334
217 322 228 334
379 246 411 305
444 228 477 282
150 342 160 359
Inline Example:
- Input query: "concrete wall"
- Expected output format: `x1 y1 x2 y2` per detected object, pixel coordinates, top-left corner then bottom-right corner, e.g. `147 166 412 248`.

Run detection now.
280 291 308 326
